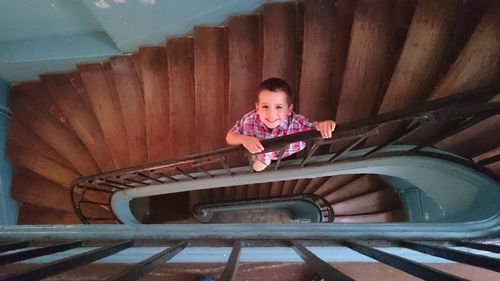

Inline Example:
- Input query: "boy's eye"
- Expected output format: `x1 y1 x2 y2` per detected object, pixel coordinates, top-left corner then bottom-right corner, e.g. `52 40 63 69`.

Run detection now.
262 105 269 109
276 106 283 110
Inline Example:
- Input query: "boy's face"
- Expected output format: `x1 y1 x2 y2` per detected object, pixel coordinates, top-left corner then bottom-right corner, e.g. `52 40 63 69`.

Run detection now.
255 89 293 129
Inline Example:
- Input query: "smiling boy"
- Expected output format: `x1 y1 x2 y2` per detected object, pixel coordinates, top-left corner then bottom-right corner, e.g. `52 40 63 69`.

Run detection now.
226 77 336 171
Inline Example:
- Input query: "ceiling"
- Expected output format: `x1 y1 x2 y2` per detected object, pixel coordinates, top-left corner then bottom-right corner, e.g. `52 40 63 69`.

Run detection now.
0 0 284 83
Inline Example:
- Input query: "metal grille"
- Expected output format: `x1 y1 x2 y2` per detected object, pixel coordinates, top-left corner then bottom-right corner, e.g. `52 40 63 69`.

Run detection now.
0 239 498 280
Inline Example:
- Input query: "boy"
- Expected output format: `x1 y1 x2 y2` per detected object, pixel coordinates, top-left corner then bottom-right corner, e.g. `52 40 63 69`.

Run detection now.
226 77 336 171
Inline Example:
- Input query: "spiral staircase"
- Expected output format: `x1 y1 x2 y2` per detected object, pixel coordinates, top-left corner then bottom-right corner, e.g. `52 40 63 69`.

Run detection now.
1 0 499 280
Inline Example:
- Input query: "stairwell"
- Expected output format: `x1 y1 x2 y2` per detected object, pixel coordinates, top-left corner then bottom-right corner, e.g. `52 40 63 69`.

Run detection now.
5 0 500 225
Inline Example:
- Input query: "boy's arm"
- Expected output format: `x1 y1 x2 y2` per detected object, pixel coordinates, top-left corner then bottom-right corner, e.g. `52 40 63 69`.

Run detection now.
315 120 336 139
226 132 264 154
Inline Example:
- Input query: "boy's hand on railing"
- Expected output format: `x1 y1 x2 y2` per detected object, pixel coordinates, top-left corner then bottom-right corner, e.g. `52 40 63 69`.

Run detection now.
315 120 336 139
240 135 265 154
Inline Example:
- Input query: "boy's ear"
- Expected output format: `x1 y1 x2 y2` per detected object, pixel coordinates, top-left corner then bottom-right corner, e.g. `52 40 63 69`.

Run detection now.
287 103 293 116
255 102 259 112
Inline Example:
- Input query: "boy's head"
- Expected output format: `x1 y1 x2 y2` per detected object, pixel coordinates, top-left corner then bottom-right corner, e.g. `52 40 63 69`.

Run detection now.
255 78 293 129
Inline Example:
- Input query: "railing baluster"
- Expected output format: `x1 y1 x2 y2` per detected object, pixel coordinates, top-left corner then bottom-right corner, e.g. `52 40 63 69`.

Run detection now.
363 120 423 158
104 179 135 188
106 241 187 281
122 178 149 186
196 166 213 178
219 241 242 281
0 241 29 253
79 200 110 206
97 182 125 190
158 172 179 182
176 167 196 179
0 241 82 266
290 240 354 281
343 240 466 281
137 172 164 183
400 240 500 272
300 141 321 167
408 115 489 153
76 185 114 194
274 147 287 170
219 156 233 176
1 240 134 281
327 136 367 164
454 241 500 254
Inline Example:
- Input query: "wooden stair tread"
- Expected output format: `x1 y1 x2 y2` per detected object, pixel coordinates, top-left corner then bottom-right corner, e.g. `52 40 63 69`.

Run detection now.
18 204 81 225
77 63 131 168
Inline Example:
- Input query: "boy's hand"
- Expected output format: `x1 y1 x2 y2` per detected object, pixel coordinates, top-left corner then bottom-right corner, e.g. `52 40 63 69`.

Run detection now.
315 120 336 139
241 135 265 154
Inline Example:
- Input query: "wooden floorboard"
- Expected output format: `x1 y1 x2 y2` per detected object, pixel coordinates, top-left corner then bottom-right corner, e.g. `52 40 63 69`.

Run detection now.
41 74 116 171
9 84 98 176
77 63 131 168
139 47 171 162
325 175 387 204
332 187 402 216
167 37 196 158
227 15 262 127
11 166 74 212
262 2 300 106
298 0 337 121
429 0 500 100
336 0 395 123
109 56 148 166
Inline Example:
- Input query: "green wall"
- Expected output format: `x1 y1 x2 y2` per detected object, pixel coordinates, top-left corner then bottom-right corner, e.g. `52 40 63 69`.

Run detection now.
0 79 17 224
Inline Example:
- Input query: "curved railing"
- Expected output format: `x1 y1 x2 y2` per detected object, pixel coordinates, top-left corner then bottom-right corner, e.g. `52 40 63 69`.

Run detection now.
192 194 335 223
70 83 500 224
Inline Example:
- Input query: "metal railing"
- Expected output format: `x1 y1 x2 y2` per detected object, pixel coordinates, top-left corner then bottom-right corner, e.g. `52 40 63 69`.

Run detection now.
1 238 499 280
193 194 334 223
70 83 500 224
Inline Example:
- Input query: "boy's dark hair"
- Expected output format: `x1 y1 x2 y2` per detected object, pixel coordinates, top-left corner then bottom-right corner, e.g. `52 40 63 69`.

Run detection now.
258 77 293 104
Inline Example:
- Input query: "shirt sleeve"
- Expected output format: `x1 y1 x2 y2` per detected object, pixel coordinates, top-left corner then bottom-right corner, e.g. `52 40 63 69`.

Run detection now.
293 113 316 131
229 118 243 134
228 111 254 135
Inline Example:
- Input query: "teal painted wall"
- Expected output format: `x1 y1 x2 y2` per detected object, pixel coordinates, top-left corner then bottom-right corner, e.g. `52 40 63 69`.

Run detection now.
0 79 17 225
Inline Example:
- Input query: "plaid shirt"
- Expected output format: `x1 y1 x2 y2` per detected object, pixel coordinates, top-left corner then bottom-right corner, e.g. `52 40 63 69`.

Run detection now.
229 110 316 165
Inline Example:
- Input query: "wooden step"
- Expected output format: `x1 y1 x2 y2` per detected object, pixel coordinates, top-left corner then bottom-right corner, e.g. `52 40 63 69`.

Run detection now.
9 84 98 176
302 177 329 194
314 174 359 197
7 142 79 188
138 47 170 162
367 0 461 146
41 74 116 171
324 175 387 204
334 209 406 223
8 118 76 172
11 166 74 212
167 37 196 158
262 2 300 105
336 0 395 123
227 14 262 127
18 204 81 224
429 0 500 100
108 56 148 166
436 116 500 158
77 63 131 168
332 187 402 216
299 0 337 120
